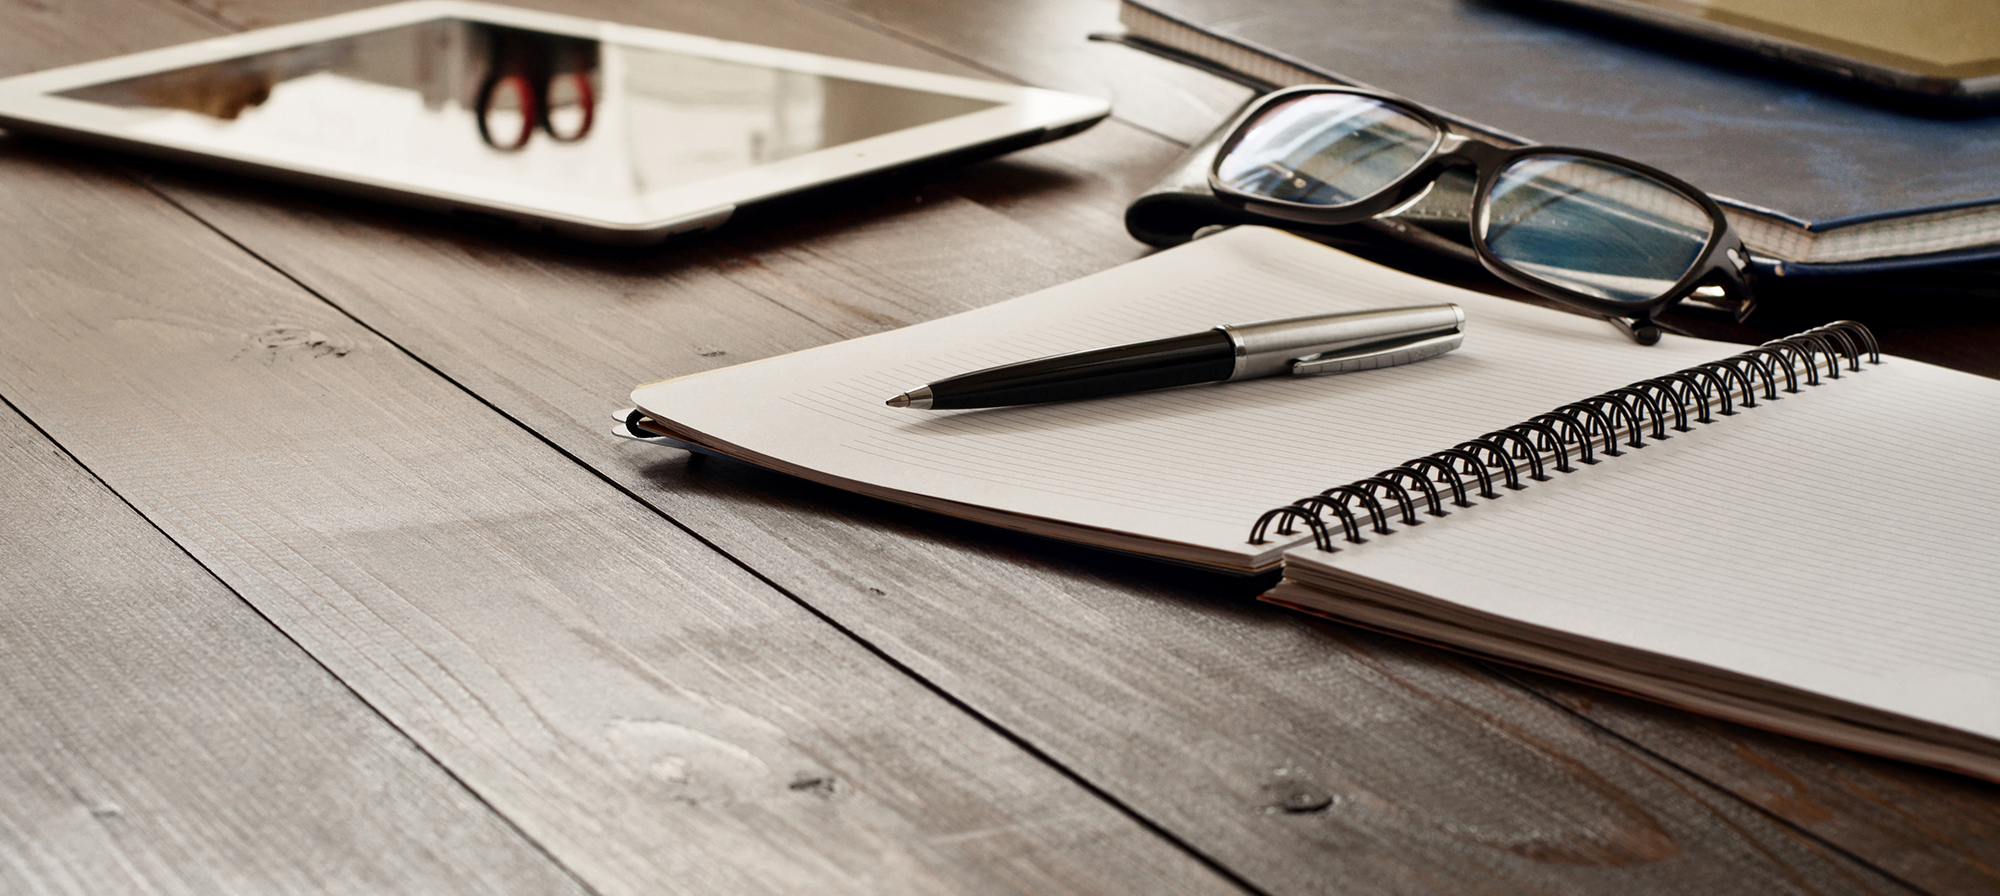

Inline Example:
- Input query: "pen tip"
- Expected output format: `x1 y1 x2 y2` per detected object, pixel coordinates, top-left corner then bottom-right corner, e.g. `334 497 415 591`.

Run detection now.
886 386 934 409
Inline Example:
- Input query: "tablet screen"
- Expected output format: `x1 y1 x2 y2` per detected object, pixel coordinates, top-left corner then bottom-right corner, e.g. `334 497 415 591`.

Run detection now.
53 18 999 202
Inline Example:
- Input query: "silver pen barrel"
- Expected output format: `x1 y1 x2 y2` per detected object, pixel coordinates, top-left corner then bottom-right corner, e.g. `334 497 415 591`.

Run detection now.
1215 304 1465 381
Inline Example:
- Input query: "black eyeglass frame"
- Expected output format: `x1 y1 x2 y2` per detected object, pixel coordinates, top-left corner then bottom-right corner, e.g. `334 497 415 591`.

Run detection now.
1206 85 1755 344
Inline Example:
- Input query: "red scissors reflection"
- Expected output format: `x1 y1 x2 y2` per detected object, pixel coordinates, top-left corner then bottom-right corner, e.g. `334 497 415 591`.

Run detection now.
474 29 598 151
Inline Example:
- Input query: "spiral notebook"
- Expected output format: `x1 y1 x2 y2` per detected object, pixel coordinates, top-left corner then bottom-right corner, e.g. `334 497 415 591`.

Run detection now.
622 226 2000 780
1259 324 2000 782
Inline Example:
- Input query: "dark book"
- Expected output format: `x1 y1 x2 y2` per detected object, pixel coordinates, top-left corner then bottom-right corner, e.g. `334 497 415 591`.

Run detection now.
1111 0 2000 276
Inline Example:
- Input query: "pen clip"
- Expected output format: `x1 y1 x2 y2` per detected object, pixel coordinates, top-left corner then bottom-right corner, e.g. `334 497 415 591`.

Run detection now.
1289 331 1464 376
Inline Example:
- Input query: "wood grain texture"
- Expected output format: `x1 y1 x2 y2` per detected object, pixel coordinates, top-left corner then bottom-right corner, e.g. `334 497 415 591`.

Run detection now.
793 0 1256 145
110 2 1944 892
15 0 1992 894
0 7 588 893
1517 671 2000 895
2 10 1243 896
797 0 2000 885
118 183 1928 893
0 0 220 72
0 129 1238 896
0 404 594 896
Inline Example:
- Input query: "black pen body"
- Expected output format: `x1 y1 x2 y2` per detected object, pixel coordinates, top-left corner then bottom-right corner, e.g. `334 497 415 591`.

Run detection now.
924 329 1236 409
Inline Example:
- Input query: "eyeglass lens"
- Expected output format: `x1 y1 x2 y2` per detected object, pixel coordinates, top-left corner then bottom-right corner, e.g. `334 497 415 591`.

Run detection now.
1216 93 1437 206
1480 154 1714 305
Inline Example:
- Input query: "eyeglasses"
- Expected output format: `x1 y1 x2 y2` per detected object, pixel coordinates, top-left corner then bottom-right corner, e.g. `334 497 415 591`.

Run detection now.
1208 86 1755 344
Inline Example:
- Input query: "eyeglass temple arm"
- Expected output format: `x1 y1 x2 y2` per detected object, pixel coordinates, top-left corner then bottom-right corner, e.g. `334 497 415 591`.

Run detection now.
1615 251 1758 344
1689 245 1759 321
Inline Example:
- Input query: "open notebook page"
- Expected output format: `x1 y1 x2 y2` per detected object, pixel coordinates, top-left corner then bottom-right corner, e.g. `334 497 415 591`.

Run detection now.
1282 355 2000 742
632 226 1729 569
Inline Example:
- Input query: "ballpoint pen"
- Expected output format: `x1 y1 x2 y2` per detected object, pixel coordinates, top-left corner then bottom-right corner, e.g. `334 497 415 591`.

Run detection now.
886 304 1465 410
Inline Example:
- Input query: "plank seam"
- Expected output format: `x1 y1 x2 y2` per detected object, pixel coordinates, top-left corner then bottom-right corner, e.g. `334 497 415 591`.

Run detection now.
130 170 1272 896
1488 662 1940 896
157 0 244 35
741 7 1981 882
0 386 610 896
780 0 1196 149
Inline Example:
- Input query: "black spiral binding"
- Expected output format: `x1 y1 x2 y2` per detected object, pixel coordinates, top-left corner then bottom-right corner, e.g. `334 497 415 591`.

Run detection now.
1248 321 1881 553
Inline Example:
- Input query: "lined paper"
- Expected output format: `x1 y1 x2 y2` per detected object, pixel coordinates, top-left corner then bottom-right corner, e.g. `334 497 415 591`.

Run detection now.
633 226 1730 566
1289 357 2000 740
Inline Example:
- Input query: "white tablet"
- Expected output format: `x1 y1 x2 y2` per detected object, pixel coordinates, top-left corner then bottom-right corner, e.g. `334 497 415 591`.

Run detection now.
0 1 1110 243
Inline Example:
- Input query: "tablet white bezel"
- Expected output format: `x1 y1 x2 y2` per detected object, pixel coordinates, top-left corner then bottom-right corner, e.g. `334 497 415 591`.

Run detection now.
0 1 1109 242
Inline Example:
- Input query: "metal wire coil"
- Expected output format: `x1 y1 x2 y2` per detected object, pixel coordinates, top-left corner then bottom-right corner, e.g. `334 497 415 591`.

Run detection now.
1248 321 1880 552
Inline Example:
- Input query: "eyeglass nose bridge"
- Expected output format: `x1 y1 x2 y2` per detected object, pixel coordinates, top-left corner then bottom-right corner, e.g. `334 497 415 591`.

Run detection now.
1428 132 1516 171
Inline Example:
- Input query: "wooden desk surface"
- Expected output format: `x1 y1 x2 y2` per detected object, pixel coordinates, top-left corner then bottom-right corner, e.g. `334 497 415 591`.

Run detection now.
4 1 1997 894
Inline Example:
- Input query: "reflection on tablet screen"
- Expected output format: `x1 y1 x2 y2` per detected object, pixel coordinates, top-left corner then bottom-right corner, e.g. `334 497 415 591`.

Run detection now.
56 19 999 201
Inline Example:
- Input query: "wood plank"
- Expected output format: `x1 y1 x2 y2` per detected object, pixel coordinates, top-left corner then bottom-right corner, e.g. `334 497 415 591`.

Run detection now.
2 8 1246 896
2 8 585 893
117 6 1933 893
721 0 2000 880
0 107 1240 896
795 0 1257 145
0 403 595 896
799 0 2000 883
1516 671 2000 895
46 0 1981 891
0 0 220 71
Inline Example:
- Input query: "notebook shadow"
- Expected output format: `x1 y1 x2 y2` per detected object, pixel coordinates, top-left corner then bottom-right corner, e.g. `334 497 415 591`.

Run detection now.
628 448 1281 605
